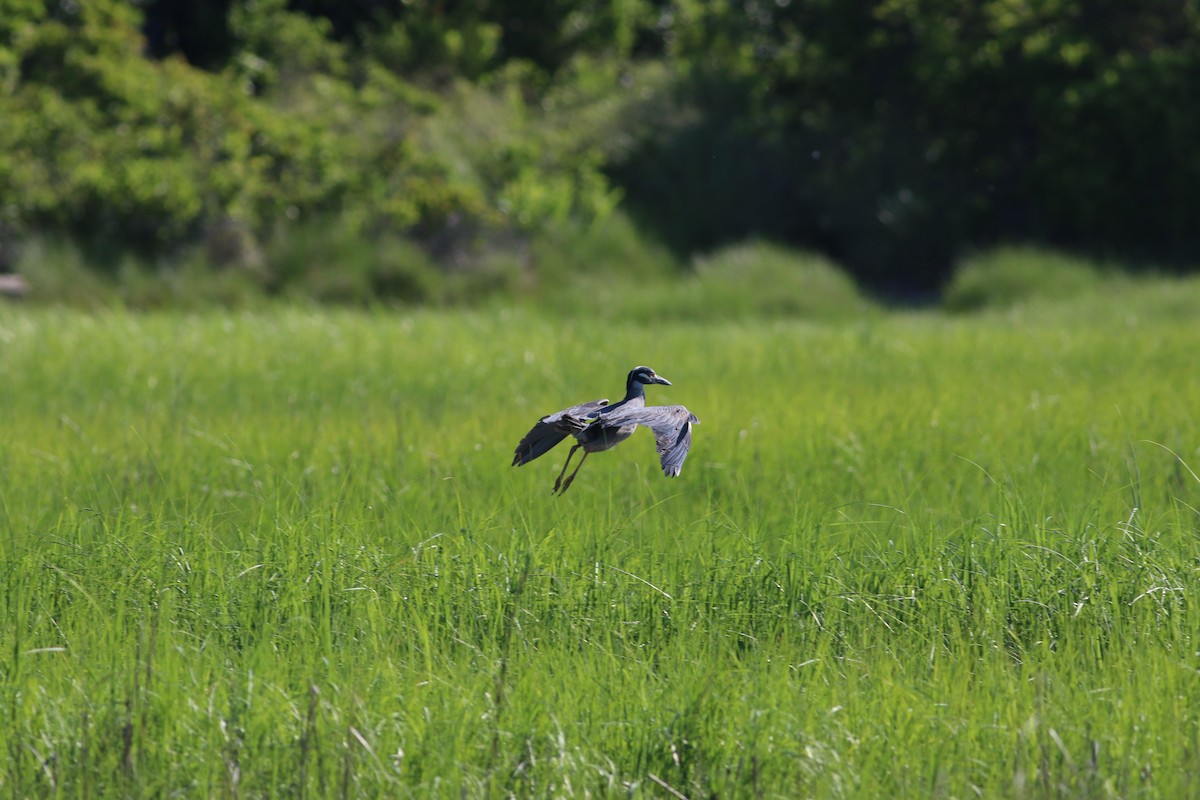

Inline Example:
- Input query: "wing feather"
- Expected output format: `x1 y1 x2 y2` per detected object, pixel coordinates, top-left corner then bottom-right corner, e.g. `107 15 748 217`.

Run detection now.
601 405 700 477
512 398 608 466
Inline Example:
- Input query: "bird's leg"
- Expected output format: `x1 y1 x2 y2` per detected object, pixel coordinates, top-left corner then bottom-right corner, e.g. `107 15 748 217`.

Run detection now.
558 452 589 494
553 444 581 494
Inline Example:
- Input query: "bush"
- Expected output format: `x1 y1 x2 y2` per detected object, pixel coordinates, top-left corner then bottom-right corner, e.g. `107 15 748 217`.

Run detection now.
9 235 268 310
529 211 678 290
942 247 1105 311
686 241 869 321
535 236 870 323
7 236 114 308
0 0 634 283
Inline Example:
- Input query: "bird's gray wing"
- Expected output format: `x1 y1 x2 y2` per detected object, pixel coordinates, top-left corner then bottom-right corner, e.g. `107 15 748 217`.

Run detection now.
602 405 700 477
512 399 608 466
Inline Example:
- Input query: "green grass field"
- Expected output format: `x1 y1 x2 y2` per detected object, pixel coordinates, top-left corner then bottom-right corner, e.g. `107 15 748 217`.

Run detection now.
2 290 1200 797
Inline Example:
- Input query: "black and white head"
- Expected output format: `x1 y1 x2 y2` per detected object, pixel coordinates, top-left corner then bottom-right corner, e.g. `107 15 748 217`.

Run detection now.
628 366 671 387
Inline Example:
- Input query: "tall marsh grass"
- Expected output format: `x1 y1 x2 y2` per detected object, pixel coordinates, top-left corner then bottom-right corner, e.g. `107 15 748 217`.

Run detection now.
1 289 1199 795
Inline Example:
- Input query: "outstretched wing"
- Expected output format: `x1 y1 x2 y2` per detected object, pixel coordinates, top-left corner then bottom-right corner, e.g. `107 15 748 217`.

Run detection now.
512 399 608 466
602 405 700 477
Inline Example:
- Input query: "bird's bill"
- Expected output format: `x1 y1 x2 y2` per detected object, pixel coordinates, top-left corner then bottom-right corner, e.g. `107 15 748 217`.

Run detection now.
651 375 672 386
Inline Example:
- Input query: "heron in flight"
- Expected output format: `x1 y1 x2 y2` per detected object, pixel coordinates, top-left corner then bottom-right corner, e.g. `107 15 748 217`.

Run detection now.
512 366 700 494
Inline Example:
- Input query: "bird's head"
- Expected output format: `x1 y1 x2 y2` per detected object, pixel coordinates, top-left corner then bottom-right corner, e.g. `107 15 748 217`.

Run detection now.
629 366 671 386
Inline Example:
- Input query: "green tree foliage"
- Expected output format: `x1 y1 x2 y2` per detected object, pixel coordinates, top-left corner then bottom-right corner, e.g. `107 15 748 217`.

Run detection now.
627 0 1200 285
0 0 626 274
2 0 1198 289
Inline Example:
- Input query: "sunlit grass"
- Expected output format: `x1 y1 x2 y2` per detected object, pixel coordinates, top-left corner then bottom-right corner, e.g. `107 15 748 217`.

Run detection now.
1 298 1199 797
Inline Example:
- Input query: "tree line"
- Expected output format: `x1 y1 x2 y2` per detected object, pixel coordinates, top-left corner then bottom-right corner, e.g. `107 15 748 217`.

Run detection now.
2 0 1198 289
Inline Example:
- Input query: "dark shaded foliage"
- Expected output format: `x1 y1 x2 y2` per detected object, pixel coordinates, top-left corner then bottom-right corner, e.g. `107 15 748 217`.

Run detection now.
142 0 235 68
638 0 1200 286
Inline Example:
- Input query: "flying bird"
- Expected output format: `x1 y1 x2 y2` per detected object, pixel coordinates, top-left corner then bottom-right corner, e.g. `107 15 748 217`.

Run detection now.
512 366 700 494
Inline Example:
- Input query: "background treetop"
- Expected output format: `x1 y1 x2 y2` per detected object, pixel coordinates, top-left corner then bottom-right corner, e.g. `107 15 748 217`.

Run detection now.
2 0 1198 290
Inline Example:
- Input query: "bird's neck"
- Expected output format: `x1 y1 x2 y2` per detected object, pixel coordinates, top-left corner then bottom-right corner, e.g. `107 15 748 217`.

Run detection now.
623 377 646 402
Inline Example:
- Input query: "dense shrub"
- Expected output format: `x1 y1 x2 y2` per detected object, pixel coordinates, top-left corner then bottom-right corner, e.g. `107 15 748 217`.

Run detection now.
0 0 629 279
942 247 1106 311
686 241 870 321
536 234 872 323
